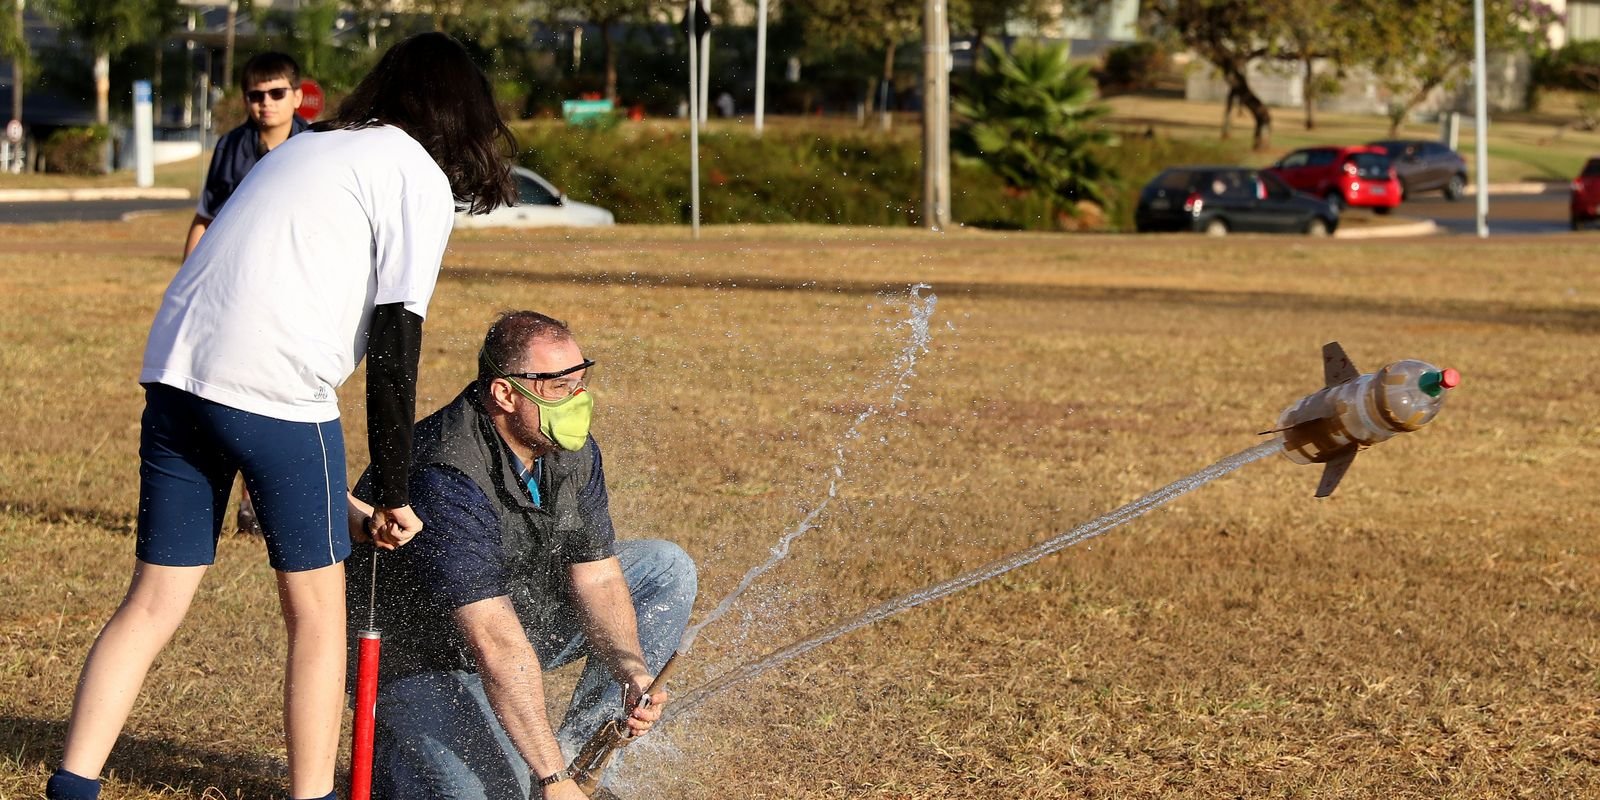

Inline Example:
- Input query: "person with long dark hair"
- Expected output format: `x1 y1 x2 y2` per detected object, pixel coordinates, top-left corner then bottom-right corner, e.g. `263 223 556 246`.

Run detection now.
47 32 514 800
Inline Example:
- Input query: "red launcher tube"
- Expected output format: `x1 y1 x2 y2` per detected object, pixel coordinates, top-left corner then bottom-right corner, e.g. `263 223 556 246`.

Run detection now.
350 550 383 800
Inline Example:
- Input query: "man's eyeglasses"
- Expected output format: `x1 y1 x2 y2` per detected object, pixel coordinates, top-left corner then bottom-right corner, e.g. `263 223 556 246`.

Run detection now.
502 359 595 401
246 87 292 103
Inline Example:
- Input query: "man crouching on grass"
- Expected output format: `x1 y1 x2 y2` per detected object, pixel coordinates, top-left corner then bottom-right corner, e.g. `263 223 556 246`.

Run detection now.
346 310 697 800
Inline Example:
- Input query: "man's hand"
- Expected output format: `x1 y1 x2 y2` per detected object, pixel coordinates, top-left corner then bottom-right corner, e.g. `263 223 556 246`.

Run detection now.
542 779 588 800
623 675 669 738
368 504 423 549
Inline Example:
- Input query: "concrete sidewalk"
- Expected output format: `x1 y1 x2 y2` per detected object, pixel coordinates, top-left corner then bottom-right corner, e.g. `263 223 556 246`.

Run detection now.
0 186 191 203
1334 216 1439 239
1463 181 1565 196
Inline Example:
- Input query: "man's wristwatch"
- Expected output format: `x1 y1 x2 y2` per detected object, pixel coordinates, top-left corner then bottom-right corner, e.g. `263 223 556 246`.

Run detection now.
538 767 574 787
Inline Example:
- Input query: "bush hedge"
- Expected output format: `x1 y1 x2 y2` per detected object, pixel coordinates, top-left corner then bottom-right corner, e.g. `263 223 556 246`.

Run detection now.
37 126 110 175
513 122 1241 232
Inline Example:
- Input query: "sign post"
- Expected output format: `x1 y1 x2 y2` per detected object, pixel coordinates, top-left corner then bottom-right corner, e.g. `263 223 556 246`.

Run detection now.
134 80 155 188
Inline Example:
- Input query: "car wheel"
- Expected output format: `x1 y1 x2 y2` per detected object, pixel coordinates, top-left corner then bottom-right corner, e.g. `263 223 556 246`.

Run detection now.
1325 191 1346 211
1204 218 1228 237
1573 216 1583 232
1444 173 1467 201
1374 206 1393 216
1305 218 1330 237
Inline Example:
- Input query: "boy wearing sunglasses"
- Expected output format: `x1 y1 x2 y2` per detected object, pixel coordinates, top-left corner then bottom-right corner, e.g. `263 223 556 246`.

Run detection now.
184 51 308 260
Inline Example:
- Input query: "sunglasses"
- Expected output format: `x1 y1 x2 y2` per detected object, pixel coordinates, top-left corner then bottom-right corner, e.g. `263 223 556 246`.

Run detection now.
246 87 292 103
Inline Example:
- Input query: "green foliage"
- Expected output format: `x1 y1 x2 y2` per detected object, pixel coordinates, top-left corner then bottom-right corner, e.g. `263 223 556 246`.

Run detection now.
1100 41 1169 94
512 122 1233 232
952 40 1115 219
1534 40 1600 93
36 125 108 174
515 123 1039 228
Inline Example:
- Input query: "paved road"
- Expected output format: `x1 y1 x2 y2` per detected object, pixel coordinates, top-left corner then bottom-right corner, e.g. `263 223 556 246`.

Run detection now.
0 198 194 224
1402 192 1571 235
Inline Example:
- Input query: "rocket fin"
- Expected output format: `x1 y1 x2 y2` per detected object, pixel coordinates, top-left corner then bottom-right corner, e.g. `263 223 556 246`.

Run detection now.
1323 341 1360 387
1315 447 1357 498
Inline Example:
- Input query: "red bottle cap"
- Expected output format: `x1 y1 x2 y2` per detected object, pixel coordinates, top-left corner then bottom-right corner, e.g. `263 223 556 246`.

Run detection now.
1439 368 1461 389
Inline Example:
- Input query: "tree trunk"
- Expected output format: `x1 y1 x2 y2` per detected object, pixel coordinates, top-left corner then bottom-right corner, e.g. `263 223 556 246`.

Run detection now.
880 40 896 131
1303 56 1316 131
602 19 618 102
1221 87 1235 139
1391 79 1442 137
93 49 109 125
1219 65 1271 151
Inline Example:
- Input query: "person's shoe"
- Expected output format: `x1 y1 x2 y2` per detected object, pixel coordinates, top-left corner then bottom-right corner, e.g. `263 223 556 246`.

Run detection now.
235 497 262 536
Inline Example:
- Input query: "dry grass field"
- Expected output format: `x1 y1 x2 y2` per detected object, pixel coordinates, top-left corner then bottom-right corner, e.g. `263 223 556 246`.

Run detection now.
1 218 1598 799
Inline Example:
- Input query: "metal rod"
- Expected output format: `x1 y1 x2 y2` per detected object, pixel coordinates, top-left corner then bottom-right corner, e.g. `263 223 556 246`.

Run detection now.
1472 0 1489 238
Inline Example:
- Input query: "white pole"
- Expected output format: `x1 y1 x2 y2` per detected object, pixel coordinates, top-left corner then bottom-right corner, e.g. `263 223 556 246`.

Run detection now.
687 0 701 238
754 0 768 135
1473 0 1489 238
699 29 710 127
133 79 154 187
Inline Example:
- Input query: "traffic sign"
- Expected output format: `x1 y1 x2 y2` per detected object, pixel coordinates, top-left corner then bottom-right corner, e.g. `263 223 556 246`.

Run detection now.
297 79 325 122
5 119 21 143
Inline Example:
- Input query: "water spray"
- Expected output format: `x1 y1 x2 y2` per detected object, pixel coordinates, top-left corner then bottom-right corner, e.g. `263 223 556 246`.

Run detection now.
350 550 381 800
567 285 937 793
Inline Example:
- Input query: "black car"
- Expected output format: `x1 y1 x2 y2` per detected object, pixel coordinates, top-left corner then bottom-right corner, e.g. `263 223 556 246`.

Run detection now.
1367 139 1469 200
1134 166 1340 236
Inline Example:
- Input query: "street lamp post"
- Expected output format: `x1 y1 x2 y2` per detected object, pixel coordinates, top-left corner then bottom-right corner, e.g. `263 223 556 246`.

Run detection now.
922 0 951 231
1473 0 1489 238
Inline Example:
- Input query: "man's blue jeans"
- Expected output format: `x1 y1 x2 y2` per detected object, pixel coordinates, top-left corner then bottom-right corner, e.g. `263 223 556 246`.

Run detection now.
371 540 697 800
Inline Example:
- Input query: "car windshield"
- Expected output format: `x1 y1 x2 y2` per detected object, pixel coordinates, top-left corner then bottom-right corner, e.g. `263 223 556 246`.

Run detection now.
1584 160 1600 177
1347 153 1390 178
516 175 561 206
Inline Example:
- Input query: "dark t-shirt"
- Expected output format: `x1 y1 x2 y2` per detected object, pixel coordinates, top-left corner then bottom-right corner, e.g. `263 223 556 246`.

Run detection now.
353 440 617 678
196 115 310 219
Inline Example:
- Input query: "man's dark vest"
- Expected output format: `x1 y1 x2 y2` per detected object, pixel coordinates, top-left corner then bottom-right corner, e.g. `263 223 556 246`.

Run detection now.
411 384 598 641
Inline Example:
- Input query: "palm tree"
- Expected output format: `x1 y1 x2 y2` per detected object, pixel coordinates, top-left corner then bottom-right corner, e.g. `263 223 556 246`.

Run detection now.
953 39 1114 222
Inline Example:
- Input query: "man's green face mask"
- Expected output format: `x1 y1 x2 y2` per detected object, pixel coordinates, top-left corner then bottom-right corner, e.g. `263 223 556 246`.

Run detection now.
482 348 595 451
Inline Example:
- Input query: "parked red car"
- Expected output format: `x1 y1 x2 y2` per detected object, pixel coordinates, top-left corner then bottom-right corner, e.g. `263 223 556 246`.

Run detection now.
1267 146 1402 214
1570 157 1600 230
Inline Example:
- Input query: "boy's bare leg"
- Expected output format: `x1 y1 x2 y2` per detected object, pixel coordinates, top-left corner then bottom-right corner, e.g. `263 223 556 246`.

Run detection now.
60 561 209 778
277 563 346 798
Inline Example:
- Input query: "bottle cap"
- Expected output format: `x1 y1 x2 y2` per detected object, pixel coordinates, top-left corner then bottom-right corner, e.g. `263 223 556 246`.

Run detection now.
1439 368 1461 389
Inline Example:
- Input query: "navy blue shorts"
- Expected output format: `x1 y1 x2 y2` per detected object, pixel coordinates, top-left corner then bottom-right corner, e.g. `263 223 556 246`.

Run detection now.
136 383 351 572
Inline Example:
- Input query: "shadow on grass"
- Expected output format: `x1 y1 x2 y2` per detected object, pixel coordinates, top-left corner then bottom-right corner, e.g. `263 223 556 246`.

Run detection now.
1 715 289 798
444 264 1600 334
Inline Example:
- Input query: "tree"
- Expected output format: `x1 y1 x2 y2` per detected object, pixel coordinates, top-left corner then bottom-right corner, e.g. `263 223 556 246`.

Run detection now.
3 0 27 123
1257 0 1351 131
1355 0 1559 136
44 0 178 125
1141 0 1276 150
804 0 922 130
952 40 1114 221
959 0 1058 69
548 0 658 102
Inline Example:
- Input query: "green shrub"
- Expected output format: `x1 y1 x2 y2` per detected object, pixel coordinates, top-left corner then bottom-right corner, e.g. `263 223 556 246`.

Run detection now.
1100 42 1170 94
37 126 109 175
513 122 1240 232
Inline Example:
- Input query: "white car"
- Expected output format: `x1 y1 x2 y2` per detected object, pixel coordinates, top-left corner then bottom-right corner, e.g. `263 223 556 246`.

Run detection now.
455 166 615 228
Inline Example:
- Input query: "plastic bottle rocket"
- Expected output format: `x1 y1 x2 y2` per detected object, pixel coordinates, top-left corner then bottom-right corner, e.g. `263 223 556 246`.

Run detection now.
1267 341 1460 497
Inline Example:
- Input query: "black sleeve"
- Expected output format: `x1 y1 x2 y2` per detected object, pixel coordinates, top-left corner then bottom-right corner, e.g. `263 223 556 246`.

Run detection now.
367 302 424 507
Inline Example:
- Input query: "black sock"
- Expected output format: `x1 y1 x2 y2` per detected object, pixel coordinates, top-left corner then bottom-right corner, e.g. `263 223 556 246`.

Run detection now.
45 768 100 800
290 791 337 800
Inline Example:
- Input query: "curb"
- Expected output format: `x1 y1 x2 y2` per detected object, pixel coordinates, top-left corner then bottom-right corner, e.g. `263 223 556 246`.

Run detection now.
1334 218 1439 239
0 187 192 203
1463 182 1564 196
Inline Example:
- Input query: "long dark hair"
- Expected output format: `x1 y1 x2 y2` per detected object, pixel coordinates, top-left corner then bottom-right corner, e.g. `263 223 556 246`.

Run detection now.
316 32 515 214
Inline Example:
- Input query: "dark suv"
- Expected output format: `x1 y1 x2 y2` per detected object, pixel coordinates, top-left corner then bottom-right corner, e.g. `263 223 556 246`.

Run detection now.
1367 139 1469 200
1134 166 1340 236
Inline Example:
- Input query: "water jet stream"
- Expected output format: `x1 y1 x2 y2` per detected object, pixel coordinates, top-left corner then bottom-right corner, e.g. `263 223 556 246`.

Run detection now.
676 284 938 654
667 440 1283 719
